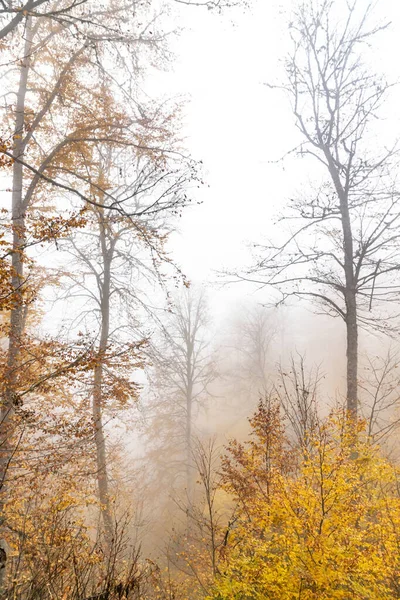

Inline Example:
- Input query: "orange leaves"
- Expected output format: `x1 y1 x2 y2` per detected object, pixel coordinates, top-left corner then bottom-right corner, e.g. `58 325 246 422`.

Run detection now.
5 474 100 597
0 138 13 169
221 400 292 513
92 339 148 410
27 207 88 244
0 329 97 407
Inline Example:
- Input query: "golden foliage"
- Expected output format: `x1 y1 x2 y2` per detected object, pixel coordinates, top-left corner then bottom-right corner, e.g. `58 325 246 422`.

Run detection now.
210 403 400 599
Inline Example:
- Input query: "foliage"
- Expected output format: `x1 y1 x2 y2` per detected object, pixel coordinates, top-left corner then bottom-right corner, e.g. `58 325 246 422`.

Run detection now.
210 402 400 599
3 1 400 599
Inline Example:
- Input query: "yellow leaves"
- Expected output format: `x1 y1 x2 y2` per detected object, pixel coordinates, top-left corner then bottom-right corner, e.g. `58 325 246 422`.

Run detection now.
211 410 400 600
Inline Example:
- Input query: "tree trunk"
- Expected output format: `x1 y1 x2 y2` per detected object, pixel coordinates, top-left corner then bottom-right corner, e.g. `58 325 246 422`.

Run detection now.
93 362 114 548
340 203 358 419
0 18 33 588
185 331 194 525
324 152 358 419
92 211 114 549
345 292 358 418
185 384 193 509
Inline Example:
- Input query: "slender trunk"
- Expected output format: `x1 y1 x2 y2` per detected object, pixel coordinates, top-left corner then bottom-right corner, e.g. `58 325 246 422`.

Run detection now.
340 193 358 418
0 18 33 588
185 383 193 508
341 206 358 419
185 332 194 526
324 151 358 419
92 210 114 549
93 363 113 547
345 292 358 417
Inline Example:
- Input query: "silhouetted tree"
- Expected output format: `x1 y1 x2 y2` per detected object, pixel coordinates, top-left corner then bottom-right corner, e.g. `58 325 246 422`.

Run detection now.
239 0 400 419
147 289 216 511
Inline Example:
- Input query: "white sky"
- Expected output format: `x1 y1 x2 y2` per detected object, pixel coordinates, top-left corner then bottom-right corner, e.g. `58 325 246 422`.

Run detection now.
162 0 400 293
145 0 400 396
169 0 291 282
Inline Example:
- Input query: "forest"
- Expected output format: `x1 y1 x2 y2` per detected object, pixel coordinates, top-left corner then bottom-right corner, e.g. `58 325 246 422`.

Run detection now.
1 0 400 598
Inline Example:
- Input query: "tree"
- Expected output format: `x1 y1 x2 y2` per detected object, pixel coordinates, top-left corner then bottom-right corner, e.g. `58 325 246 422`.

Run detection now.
146 289 216 512
0 1 91 41
359 349 400 443
211 403 400 600
239 0 400 419
274 354 320 450
0 0 251 592
0 0 186 579
4 464 147 600
58 141 195 547
223 304 277 410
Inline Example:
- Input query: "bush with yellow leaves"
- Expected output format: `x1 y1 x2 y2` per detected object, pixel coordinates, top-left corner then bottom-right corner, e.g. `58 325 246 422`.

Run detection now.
210 401 400 599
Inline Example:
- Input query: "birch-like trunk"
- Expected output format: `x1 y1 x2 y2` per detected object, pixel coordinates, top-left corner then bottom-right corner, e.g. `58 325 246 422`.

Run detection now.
93 210 114 549
0 18 33 588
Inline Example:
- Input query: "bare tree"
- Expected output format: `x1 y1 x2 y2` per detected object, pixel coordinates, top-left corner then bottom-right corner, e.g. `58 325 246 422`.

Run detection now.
190 438 224 577
238 0 400 418
359 350 400 443
165 438 231 599
224 304 277 404
56 140 194 548
147 289 216 512
274 354 320 450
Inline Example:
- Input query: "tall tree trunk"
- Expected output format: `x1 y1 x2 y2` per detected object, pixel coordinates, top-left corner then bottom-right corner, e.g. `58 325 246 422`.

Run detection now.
92 211 114 549
340 200 358 419
93 362 114 548
325 152 358 419
0 18 33 588
345 292 358 417
185 331 194 524
185 382 193 509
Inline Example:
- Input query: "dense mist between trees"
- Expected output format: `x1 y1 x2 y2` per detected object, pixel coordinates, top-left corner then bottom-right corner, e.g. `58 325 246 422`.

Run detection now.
1 0 400 598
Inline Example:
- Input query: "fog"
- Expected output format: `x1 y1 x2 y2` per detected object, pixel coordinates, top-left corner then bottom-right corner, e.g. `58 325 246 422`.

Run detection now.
2 0 400 597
